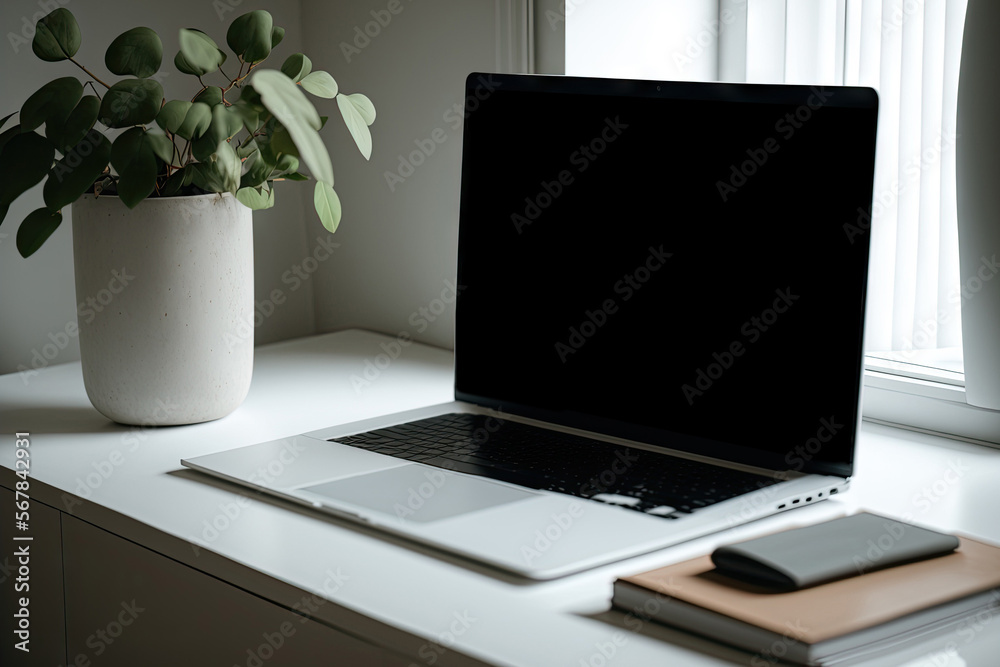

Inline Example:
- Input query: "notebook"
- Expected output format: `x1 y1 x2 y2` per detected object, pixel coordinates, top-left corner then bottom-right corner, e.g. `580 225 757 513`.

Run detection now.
182 72 880 579
612 531 1000 665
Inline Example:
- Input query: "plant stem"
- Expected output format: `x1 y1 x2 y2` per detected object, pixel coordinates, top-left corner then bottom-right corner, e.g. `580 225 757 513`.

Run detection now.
68 58 112 89
83 80 103 100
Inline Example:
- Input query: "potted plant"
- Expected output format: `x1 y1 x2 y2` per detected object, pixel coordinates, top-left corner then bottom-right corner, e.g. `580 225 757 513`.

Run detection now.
0 8 375 425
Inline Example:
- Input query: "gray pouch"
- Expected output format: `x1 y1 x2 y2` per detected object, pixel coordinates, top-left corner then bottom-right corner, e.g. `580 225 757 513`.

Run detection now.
711 512 960 590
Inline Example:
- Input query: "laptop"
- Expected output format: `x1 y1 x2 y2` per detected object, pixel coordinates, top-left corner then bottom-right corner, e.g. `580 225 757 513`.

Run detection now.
183 72 879 580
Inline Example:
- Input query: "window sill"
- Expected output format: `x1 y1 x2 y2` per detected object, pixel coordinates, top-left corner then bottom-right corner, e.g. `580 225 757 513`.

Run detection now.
862 369 1000 447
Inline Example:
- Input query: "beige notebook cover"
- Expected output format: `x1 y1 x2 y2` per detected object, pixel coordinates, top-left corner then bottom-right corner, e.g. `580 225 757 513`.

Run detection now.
620 534 1000 644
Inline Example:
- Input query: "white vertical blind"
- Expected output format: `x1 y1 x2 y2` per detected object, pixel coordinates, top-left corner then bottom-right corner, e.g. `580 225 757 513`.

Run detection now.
844 0 967 361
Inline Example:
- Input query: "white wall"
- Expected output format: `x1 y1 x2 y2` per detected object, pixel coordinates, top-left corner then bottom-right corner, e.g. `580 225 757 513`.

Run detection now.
0 0 315 377
1 0 526 379
301 0 514 351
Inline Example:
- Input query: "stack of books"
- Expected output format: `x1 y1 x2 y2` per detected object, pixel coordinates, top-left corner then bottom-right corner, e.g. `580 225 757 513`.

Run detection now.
613 514 1000 666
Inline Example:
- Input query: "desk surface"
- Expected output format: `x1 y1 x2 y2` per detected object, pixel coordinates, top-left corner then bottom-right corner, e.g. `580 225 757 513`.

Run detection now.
2 330 999 666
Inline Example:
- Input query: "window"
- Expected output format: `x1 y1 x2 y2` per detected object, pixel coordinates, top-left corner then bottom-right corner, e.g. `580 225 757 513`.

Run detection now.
545 0 1000 443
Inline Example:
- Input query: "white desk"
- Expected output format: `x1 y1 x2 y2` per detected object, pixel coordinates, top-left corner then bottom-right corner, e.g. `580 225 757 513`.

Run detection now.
2 329 999 666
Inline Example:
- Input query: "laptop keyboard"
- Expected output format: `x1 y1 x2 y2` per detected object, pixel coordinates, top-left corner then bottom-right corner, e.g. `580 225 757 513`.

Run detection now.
332 413 781 518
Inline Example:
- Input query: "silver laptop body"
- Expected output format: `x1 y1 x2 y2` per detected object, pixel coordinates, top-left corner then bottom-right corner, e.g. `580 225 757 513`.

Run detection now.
184 73 879 580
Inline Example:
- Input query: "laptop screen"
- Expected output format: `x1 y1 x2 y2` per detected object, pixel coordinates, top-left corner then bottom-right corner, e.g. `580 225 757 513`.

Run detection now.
455 73 877 478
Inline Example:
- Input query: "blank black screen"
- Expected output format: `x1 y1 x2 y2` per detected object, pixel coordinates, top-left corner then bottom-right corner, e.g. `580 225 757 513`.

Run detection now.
455 74 878 477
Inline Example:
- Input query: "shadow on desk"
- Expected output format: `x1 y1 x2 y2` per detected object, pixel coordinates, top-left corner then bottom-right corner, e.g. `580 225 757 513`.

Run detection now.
3 405 120 434
168 467 541 588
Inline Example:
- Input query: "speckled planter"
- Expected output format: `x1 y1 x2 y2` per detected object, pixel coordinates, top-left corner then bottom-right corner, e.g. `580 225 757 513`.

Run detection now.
72 192 254 425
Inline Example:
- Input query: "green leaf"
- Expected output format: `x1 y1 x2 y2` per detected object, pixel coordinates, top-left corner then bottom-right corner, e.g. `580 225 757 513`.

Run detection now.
238 84 264 110
0 124 21 157
0 133 54 218
280 171 309 181
336 93 373 160
145 130 175 165
299 71 338 99
105 27 162 78
20 77 83 132
270 26 285 49
219 105 244 139
252 69 333 185
42 130 111 211
161 167 186 196
191 140 240 194
280 53 312 83
266 120 299 160
156 100 192 134
16 208 62 258
274 153 299 175
0 112 16 132
32 9 80 62
175 102 212 140
229 101 259 133
177 28 226 76
236 183 274 210
193 104 240 162
236 137 257 159
110 128 159 208
228 10 273 64
240 149 273 188
99 78 164 128
47 95 100 154
314 181 341 233
343 93 375 126
193 86 224 107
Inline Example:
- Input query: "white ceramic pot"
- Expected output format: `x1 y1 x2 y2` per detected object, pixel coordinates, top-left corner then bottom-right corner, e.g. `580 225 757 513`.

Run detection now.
957 0 1000 410
71 192 254 425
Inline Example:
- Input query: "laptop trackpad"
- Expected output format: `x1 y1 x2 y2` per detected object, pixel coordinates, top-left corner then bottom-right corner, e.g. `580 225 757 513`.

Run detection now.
300 465 539 523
